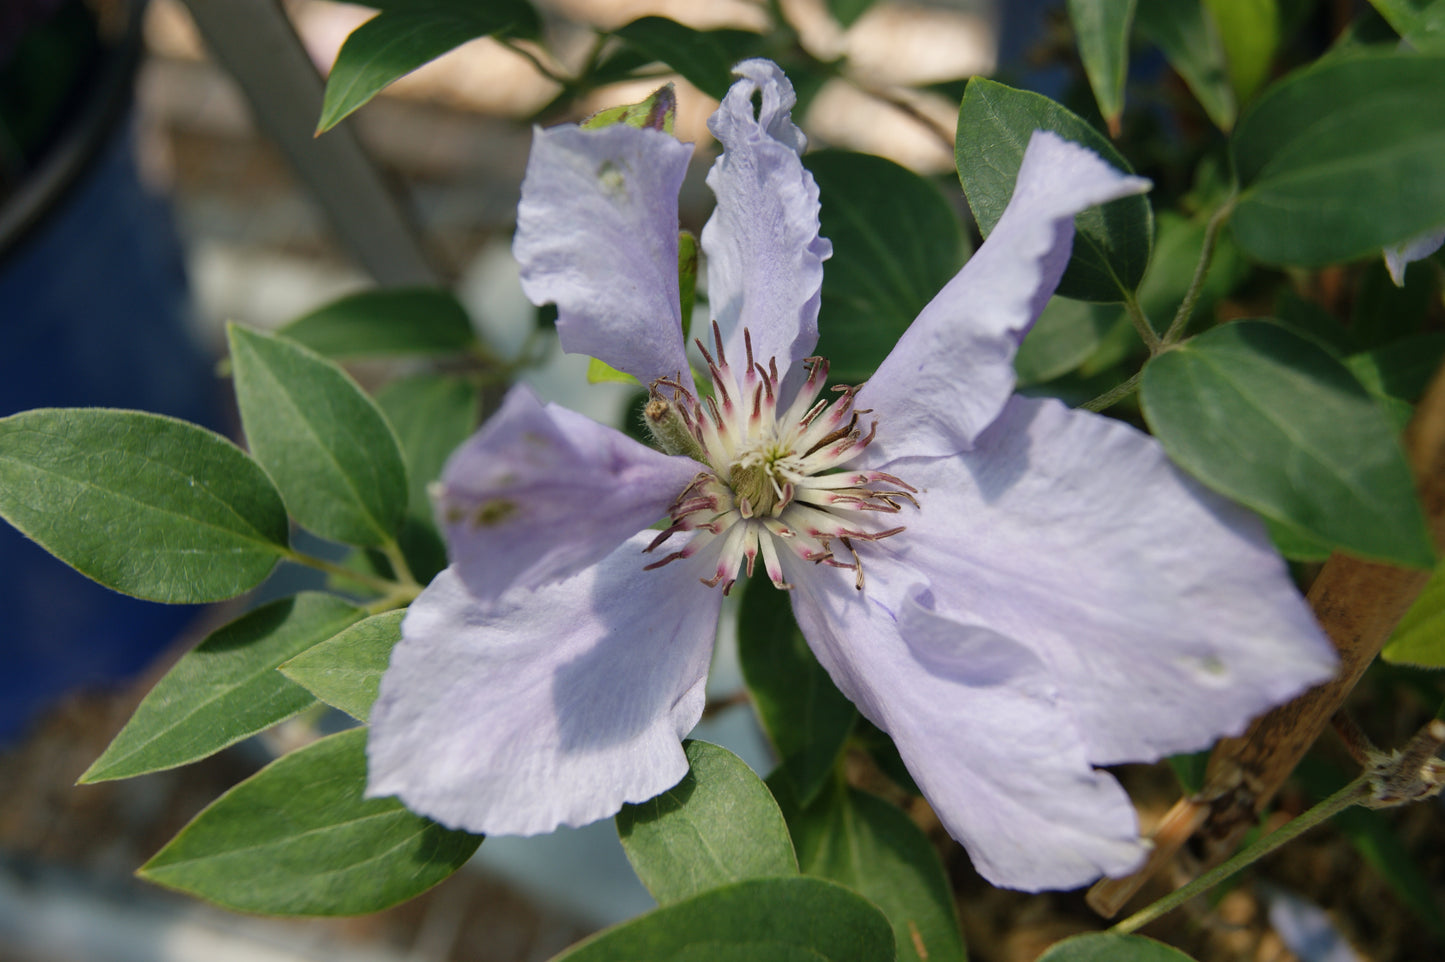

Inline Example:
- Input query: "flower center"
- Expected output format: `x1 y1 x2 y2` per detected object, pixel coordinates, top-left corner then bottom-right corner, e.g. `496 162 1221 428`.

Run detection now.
643 322 917 594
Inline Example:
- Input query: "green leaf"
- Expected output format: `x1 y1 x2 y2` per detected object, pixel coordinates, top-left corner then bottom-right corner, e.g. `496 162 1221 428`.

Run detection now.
1368 0 1445 53
1348 333 1445 406
278 287 478 359
677 229 698 341
81 594 364 782
957 78 1153 303
1167 749 1212 794
1015 297 1119 385
228 323 409 547
1273 290 1357 355
1038 933 1198 961
852 720 921 796
317 0 540 132
612 17 763 101
374 372 480 522
1140 319 1435 568
1069 0 1137 132
1230 51 1445 267
581 83 678 135
776 779 965 962
140 728 481 915
827 0 878 28
280 608 403 720
807 150 968 382
0 409 288 603
587 357 641 385
1382 560 1445 666
1135 0 1236 130
552 876 895 962
1263 515 1334 562
616 741 797 905
1351 259 1437 350
738 579 856 806
1202 0 1278 104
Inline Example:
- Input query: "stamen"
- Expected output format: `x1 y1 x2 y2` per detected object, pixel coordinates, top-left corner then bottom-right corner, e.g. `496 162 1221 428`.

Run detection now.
645 524 685 552
835 538 863 590
695 336 717 370
797 398 829 429
639 327 918 595
644 546 695 570
711 366 732 408
711 319 728 370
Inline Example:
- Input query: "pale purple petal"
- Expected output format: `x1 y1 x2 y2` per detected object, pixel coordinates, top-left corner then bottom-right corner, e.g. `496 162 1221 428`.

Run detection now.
701 59 831 381
783 557 1148 891
1384 226 1445 286
367 539 722 836
436 384 702 604
514 122 694 385
859 131 1151 462
874 395 1337 765
1267 888 1362 962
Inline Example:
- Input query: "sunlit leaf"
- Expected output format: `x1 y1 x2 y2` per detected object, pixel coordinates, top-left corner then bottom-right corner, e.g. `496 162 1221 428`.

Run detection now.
0 409 287 602
228 324 409 547
280 609 404 721
617 741 797 904
1231 52 1445 267
958 78 1153 302
1069 0 1137 132
1141 320 1434 567
82 593 363 781
318 0 540 132
140 728 481 915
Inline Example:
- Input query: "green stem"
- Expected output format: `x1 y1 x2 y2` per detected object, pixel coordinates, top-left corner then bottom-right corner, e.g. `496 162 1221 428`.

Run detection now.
1125 292 1162 354
497 37 572 87
282 548 399 596
1161 192 1238 348
366 583 421 615
1112 775 1370 935
381 538 422 592
1081 371 1143 412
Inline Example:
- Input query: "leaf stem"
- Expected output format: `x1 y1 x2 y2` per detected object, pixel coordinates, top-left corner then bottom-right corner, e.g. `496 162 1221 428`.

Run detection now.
365 583 421 615
1081 371 1143 412
497 37 573 87
1161 192 1238 348
1125 291 1162 354
1111 775 1370 935
381 538 422 592
850 77 956 153
281 548 399 596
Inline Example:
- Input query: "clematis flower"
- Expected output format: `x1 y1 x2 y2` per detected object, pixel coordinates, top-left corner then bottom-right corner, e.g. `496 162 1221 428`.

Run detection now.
367 59 1337 891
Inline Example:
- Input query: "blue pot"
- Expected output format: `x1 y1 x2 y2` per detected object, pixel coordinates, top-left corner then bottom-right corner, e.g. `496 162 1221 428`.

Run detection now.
0 1 223 743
